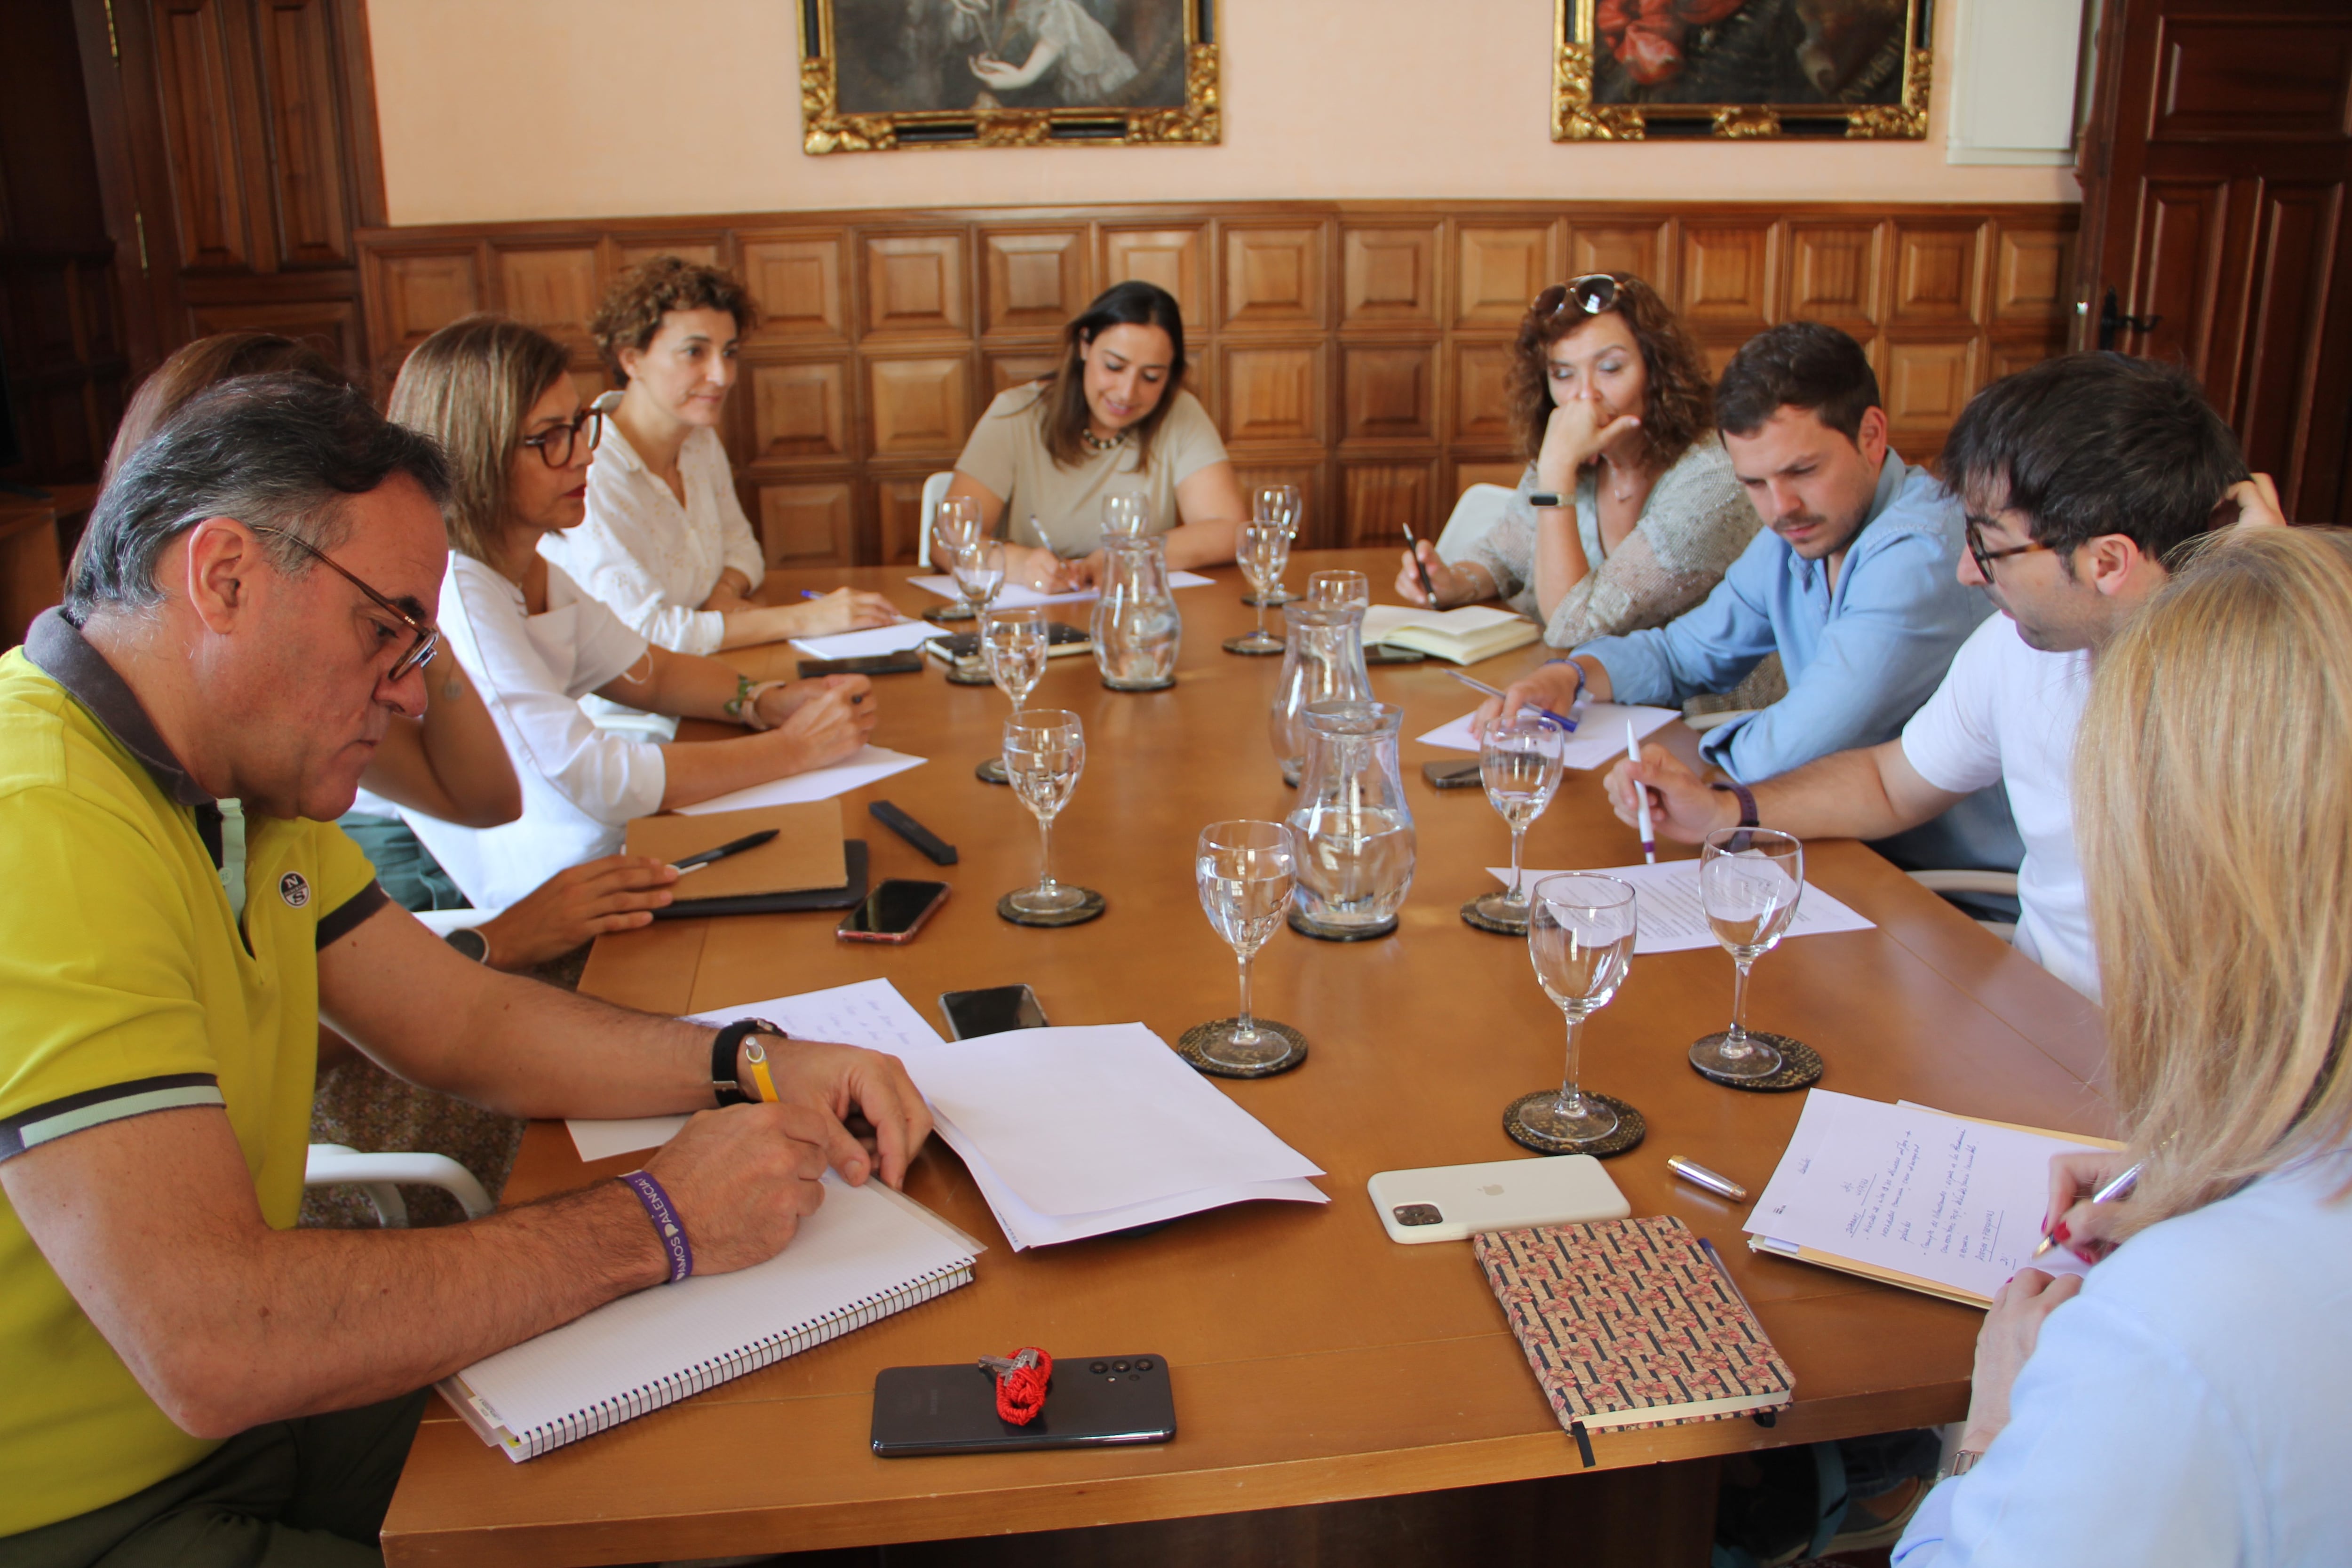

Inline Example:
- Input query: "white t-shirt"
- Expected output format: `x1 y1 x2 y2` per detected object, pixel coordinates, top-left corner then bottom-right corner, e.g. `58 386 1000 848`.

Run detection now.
399 555 665 910
1900 614 2095 997
543 423 767 655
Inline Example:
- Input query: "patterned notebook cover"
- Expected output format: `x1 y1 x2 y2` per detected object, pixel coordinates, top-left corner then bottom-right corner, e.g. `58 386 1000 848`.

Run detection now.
1474 1216 1796 1434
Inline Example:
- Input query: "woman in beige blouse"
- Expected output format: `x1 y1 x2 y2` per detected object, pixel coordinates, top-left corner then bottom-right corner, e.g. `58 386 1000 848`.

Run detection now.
1396 272 1760 649
947 281 1246 592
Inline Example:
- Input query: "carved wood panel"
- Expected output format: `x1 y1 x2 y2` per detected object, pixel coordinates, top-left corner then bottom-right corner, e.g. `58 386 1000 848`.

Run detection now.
1452 342 1517 445
1100 226 1206 325
2150 16 2352 140
1223 225 1327 330
1340 461 1436 547
1341 225 1438 329
1342 344 1435 443
618 239 722 272
1788 225 1881 324
186 296 360 372
983 229 1088 336
1680 225 1774 330
739 233 847 343
2133 179 2229 376
1991 227 2073 324
2231 182 2340 480
985 351 1061 396
1882 340 1980 432
1449 458 1527 498
372 248 482 358
749 360 848 462
1455 224 1551 329
1569 222 1669 292
862 233 969 336
256 0 352 266
873 475 930 566
1228 461 1327 546
753 479 856 569
495 246 600 350
866 354 973 456
1892 224 1982 325
153 0 254 271
1220 344 1324 445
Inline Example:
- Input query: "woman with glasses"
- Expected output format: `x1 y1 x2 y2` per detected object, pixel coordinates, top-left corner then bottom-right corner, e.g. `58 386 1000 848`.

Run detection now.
1395 272 1760 652
542 256 897 651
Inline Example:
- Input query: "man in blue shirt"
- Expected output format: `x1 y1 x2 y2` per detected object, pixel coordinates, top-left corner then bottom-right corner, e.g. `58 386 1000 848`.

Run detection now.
1482 321 2016 871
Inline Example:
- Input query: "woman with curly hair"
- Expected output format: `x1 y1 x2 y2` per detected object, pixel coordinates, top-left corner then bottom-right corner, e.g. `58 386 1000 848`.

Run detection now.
1395 272 1759 649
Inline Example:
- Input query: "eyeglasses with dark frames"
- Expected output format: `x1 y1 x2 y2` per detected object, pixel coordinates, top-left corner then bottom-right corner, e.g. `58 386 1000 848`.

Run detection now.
1965 518 2059 581
519 404 607 470
249 525 441 681
1532 274 1621 320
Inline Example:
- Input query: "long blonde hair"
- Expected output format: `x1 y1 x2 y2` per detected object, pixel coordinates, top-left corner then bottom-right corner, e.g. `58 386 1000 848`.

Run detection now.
386 315 571 564
2077 525 2352 1233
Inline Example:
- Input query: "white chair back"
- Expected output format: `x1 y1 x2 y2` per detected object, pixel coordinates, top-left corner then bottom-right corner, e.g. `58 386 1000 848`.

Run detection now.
917 471 955 567
1435 484 1517 564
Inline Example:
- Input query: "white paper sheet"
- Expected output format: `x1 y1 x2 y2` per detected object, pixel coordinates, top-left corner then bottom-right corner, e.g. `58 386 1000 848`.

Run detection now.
671 746 924 815
905 570 1216 608
1417 703 1678 770
787 620 938 659
1489 858 1875 955
1746 1090 2104 1301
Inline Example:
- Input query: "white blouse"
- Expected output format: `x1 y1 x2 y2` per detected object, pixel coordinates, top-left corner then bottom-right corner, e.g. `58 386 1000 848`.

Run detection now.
398 554 666 910
544 422 767 655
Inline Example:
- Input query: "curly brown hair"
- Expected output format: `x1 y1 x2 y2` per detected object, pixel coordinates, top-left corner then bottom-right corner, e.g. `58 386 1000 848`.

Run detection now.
1503 273 1713 474
589 255 759 385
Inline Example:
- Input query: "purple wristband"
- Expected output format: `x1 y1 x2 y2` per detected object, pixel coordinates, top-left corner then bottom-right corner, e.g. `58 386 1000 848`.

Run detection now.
618 1170 693 1283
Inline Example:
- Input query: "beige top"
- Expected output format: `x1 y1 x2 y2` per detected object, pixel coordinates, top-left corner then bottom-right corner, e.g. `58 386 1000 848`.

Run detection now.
955 386 1229 558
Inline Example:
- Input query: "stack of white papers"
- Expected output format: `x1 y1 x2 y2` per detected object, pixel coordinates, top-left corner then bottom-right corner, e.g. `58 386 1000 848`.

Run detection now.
1489 860 1875 954
1418 704 1679 771
674 746 924 814
905 570 1216 608
567 980 1327 1250
787 621 938 659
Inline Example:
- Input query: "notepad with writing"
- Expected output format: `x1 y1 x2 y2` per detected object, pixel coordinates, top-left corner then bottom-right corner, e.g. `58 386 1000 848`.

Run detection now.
1475 1216 1795 1441
438 1175 981 1461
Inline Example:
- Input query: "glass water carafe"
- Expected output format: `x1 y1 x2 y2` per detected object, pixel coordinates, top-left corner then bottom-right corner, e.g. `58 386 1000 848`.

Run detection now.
1268 600 1374 786
1090 534 1182 691
1285 701 1416 939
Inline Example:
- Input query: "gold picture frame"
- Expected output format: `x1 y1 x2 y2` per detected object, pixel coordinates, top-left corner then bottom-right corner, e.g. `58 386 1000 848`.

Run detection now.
801 0 1219 153
1552 0 1929 141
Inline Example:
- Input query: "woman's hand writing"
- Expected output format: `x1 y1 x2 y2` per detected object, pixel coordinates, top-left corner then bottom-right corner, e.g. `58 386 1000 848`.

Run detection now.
2042 1149 2138 1264
1394 541 1477 608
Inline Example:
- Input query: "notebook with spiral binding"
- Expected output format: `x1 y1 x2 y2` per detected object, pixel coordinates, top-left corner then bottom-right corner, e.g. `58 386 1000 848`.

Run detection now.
1474 1216 1794 1457
438 1174 982 1461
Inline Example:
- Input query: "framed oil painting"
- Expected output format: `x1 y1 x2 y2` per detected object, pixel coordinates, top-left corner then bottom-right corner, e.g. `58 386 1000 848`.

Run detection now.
801 0 1219 152
1552 0 1930 140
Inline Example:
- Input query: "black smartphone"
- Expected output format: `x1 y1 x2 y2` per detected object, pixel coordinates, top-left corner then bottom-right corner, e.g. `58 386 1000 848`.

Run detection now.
1365 642 1428 665
929 622 1091 660
938 983 1048 1039
1422 758 1483 789
835 879 951 944
798 651 925 678
870 1355 1176 1457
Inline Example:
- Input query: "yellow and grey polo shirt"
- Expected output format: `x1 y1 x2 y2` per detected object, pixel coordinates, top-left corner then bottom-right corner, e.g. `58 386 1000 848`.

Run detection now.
0 608 386 1537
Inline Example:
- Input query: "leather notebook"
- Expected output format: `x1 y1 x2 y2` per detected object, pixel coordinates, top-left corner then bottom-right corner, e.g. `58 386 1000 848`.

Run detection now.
648 840 867 918
1474 1216 1795 1457
625 800 847 899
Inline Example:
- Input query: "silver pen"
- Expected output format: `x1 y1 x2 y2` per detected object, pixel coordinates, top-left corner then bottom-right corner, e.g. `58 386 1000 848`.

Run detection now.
1668 1156 1748 1202
2033 1160 2142 1257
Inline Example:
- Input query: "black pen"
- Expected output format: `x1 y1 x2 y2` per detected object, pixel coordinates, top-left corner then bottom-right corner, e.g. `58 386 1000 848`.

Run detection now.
1400 520 1439 606
671 828 779 876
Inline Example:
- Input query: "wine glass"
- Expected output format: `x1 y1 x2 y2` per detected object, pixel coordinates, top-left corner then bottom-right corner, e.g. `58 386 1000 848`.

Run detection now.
974 607 1049 785
1304 569 1369 611
999 709 1104 925
951 538 1006 621
1224 520 1290 655
1690 828 1805 1080
1509 873 1640 1151
1103 493 1149 541
1183 820 1308 1074
931 496 985 620
1464 711 1568 933
1245 485 1301 607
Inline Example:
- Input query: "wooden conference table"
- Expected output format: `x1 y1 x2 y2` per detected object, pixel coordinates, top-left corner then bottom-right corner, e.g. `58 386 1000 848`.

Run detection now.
381 549 2111 1566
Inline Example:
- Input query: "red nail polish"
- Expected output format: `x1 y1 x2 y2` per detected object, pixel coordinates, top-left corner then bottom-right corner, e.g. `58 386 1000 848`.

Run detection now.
2049 1221 2071 1245
2072 1244 2096 1263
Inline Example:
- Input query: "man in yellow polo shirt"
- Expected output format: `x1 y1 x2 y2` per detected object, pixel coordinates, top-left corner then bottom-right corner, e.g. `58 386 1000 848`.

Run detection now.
0 377 931 1566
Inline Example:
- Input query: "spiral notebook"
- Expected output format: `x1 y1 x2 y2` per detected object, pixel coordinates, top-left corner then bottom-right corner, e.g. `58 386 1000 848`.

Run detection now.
438 1175 982 1461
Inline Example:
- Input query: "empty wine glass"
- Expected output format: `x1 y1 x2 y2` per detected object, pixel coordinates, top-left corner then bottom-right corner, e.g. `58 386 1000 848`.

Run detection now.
951 538 1006 621
1225 520 1291 656
1182 820 1308 1074
974 608 1049 785
999 709 1103 925
1103 493 1149 541
1509 873 1640 1152
1464 711 1568 933
1304 569 1369 611
931 496 985 620
1245 485 1301 607
1690 827 1805 1080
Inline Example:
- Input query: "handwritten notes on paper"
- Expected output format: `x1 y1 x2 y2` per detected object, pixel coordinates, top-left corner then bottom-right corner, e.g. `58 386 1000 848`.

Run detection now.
1417 704 1679 771
1490 860 1875 955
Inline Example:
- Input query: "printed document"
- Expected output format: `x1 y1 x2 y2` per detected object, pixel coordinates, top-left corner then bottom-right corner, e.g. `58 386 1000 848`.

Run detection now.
1492 859 1875 954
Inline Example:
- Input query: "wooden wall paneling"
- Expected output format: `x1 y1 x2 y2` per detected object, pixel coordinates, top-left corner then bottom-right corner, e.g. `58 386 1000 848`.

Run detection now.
872 472 936 565
615 236 723 273
1786 223 1882 326
751 478 857 569
254 0 354 267
2230 181 2342 486
861 231 969 337
981 227 1089 336
865 351 974 457
1341 343 1436 444
1568 219 1671 295
1989 223 2073 326
151 0 258 271
185 295 359 370
2130 179 2230 379
1221 223 1328 331
748 358 850 463
493 244 601 352
1882 338 1980 444
1679 223 1775 333
739 231 848 345
1454 222 1553 329
1891 221 1986 326
1448 457 1527 501
1339 459 1437 547
1986 338 2068 382
364 244 485 379
1100 225 1207 326
985 349 1061 395
1339 223 1439 330
1219 342 1325 446
1451 340 1517 445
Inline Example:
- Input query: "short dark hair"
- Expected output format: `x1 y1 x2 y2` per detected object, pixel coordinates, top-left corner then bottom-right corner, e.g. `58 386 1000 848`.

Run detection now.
1032 280 1189 471
1940 353 2248 568
67 374 451 621
1716 322 1881 443
589 255 758 386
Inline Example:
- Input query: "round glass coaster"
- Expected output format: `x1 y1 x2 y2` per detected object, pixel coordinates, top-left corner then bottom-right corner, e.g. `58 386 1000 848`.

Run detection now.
1174 1018 1308 1078
1460 894 1529 936
1502 1090 1646 1157
1101 675 1176 692
974 757 1009 785
944 662 994 686
1222 633 1286 657
1241 588 1298 608
1287 908 1396 942
1690 1032 1821 1091
997 886 1107 927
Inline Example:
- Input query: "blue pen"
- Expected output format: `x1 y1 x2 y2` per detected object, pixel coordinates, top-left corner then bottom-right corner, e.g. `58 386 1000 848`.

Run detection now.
800 589 825 601
1446 668 1580 733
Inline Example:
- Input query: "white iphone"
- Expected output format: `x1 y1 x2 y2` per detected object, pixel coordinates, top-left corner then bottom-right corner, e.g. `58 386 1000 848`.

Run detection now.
1367 1154 1631 1244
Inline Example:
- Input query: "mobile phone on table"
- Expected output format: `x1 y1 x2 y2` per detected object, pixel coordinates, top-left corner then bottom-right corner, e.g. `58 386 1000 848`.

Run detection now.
929 622 1092 660
870 1355 1175 1456
1422 758 1483 789
1365 643 1428 665
938 983 1048 1039
835 879 951 943
797 651 925 678
1366 1154 1629 1245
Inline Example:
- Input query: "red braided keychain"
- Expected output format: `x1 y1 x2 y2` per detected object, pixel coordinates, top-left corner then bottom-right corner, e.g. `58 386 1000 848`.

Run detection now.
978 1347 1053 1425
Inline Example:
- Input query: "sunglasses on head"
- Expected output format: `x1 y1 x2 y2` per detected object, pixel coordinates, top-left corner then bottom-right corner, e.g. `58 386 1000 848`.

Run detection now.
1533 274 1621 319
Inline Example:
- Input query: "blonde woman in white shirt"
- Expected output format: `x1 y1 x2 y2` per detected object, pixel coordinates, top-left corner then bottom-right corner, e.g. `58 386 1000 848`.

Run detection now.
545 256 896 652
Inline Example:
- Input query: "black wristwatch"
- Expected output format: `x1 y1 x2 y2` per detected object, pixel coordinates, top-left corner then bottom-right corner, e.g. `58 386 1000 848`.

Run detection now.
710 1017 788 1107
443 927 491 964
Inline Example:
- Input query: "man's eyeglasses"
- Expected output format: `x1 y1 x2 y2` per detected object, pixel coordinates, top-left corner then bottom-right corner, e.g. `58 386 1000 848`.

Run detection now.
1965 519 2058 581
250 525 440 681
1532 274 1620 320
520 405 606 469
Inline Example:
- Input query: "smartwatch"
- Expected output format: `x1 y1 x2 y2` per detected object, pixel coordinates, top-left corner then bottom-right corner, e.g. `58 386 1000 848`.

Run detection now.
1711 780 1760 829
710 1017 788 1106
443 927 491 964
1528 492 1566 509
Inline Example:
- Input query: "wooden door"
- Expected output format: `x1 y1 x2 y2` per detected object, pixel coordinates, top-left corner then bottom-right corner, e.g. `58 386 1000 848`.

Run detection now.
2074 0 2352 522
